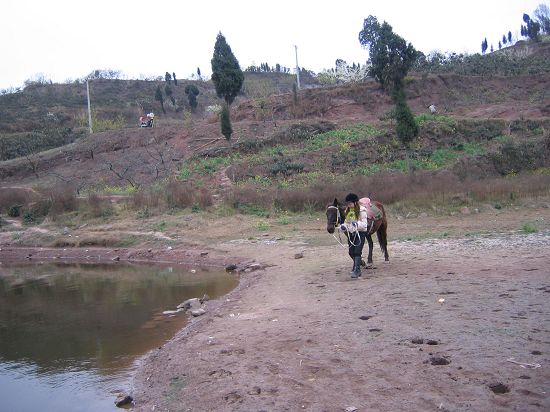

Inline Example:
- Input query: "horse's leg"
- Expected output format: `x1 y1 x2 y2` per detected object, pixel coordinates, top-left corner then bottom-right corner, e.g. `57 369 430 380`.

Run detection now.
366 234 374 265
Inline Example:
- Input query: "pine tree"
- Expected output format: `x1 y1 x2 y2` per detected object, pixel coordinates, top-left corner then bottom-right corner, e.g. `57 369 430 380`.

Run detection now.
184 84 200 111
220 104 232 140
164 84 175 106
211 32 244 105
211 32 243 141
165 72 172 83
508 31 512 43
155 85 165 114
359 15 418 147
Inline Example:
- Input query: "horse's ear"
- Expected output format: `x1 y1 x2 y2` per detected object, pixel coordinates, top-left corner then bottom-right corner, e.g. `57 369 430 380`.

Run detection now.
333 198 338 206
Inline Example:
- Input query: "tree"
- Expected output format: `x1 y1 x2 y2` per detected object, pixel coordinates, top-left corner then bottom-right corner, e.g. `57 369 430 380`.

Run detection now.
155 85 165 114
508 31 512 43
164 84 175 106
523 13 541 41
498 41 502 49
197 67 201 80
502 34 507 45
220 103 232 140
358 15 418 91
534 4 550 34
211 32 244 105
173 72 177 85
165 72 172 83
184 84 200 111
358 15 418 146
393 88 418 147
481 38 488 54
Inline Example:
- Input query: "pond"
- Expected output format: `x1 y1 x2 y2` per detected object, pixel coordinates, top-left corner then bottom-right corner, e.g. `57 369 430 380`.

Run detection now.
0 262 239 411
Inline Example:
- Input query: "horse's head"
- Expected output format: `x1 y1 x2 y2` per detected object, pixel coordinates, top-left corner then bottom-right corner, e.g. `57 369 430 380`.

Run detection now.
326 198 344 234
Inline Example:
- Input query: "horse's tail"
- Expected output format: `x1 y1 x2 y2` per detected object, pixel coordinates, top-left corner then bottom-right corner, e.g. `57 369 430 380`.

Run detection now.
374 202 388 255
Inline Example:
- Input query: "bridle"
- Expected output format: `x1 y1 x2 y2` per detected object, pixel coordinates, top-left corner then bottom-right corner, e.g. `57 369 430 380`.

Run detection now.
326 205 342 229
327 205 351 248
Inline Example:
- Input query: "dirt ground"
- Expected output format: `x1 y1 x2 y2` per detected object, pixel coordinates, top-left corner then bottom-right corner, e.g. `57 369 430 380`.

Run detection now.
1 205 549 412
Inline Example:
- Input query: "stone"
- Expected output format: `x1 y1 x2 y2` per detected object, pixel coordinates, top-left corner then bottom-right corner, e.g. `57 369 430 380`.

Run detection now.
191 308 206 317
177 298 201 310
115 395 133 407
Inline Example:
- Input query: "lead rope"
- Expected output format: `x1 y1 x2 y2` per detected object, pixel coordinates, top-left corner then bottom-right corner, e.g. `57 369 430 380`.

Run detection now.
328 206 361 248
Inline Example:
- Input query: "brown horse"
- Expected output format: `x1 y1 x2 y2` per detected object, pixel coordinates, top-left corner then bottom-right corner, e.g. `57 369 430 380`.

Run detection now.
325 198 389 265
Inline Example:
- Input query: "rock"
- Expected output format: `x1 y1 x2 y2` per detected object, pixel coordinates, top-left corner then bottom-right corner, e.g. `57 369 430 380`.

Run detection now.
200 251 208 256
460 207 471 215
191 308 206 317
62 227 70 235
225 264 238 271
177 298 201 310
201 294 210 302
294 252 304 259
115 395 133 407
147 248 152 253
162 310 180 315
112 256 120 261
247 263 264 271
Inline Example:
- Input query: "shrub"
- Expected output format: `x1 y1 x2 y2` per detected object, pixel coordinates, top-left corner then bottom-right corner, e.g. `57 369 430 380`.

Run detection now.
22 199 51 225
84 193 114 218
8 205 22 217
45 184 78 218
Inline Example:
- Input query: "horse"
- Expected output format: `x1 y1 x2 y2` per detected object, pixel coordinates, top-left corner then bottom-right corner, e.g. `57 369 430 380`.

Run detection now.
325 198 389 266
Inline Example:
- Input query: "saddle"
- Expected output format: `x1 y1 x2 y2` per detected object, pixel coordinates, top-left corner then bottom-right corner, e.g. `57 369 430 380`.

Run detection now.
359 197 382 221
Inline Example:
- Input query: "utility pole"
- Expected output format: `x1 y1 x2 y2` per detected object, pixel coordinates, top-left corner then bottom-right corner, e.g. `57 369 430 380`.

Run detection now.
86 80 93 134
294 45 301 90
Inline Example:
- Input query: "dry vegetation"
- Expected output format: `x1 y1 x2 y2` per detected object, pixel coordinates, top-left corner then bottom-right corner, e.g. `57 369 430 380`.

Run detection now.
1 41 550 236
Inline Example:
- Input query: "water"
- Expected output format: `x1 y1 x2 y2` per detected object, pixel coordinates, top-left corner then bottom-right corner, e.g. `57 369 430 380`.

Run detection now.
0 262 238 411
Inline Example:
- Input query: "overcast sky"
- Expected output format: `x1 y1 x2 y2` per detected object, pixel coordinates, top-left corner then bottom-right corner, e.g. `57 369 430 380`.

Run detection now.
1 0 546 90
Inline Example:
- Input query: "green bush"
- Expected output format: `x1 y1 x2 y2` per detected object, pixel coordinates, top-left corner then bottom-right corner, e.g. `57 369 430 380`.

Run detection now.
8 205 22 217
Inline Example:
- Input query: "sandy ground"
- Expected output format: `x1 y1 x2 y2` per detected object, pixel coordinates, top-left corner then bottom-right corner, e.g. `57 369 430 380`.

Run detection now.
1 206 549 411
129 207 549 412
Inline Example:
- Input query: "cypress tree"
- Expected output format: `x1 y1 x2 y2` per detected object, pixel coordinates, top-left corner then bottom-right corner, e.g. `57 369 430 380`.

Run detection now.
220 104 232 140
211 32 244 105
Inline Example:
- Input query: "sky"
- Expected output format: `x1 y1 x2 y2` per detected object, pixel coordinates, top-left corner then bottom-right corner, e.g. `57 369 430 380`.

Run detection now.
1 0 546 90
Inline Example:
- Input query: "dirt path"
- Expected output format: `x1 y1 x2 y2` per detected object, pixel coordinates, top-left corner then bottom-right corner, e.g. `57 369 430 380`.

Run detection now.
132 226 550 411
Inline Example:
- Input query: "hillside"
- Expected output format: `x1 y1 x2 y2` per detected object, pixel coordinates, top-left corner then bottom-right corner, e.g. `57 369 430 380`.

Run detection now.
0 39 549 219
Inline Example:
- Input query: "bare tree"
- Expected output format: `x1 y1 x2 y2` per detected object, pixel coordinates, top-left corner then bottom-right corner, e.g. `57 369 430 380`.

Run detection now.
144 136 176 179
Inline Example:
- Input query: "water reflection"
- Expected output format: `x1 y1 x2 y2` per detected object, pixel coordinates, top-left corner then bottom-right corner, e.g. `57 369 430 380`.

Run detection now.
0 262 238 411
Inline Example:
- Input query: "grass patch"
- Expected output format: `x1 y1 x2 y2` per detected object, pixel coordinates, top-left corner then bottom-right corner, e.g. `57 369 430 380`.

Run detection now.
305 123 380 151
256 220 270 231
521 221 538 234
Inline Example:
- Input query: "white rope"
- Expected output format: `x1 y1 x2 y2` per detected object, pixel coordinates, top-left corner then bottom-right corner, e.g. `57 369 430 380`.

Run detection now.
327 205 361 248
